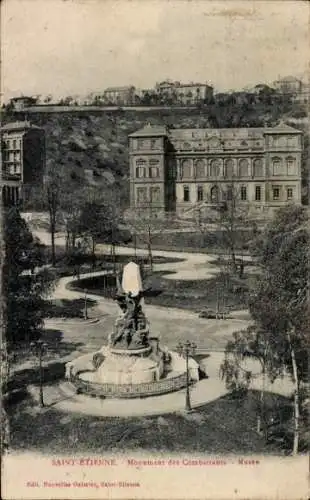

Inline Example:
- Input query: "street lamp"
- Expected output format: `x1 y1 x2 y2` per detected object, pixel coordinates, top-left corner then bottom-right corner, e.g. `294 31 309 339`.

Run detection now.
84 289 88 320
30 339 48 408
176 340 197 412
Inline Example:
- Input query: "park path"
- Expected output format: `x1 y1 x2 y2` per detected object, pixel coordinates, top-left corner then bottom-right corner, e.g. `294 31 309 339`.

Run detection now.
33 230 255 281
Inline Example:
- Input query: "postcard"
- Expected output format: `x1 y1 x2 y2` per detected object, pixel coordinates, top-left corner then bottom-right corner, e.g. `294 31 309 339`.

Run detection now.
1 0 309 499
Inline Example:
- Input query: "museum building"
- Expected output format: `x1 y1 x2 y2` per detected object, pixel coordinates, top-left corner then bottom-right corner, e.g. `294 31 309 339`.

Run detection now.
128 123 303 216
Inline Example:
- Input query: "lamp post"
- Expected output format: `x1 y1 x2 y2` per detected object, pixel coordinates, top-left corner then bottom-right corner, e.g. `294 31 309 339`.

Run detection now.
30 340 48 408
84 288 88 320
176 340 197 412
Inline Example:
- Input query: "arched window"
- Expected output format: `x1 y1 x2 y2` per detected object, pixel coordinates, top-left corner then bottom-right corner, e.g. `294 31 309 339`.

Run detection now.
253 158 263 177
210 159 220 177
182 159 192 178
224 159 234 179
286 157 296 175
195 159 205 178
272 157 284 175
210 185 219 203
238 159 249 177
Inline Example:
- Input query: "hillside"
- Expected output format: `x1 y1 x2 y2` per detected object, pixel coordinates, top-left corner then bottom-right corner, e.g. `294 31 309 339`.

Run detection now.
3 102 309 207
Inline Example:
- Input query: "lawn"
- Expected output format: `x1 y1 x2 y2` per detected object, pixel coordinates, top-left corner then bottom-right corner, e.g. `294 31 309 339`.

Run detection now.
70 270 250 312
5 390 294 455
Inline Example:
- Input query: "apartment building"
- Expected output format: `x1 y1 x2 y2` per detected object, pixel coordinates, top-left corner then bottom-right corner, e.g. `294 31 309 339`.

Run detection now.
1 121 45 207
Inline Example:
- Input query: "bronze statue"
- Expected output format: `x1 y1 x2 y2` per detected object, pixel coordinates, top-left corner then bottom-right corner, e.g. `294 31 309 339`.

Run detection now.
110 289 149 349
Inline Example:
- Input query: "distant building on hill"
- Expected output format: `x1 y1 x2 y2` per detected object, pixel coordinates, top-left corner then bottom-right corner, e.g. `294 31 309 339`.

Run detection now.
128 123 303 217
273 76 303 94
1 121 45 207
104 86 136 106
155 80 213 105
8 96 38 111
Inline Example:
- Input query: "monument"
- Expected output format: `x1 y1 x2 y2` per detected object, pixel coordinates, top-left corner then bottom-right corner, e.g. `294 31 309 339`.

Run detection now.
66 262 199 397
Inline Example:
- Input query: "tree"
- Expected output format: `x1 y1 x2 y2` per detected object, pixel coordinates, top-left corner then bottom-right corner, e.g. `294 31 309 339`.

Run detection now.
197 182 256 275
127 207 165 272
220 325 284 436
3 207 55 347
78 201 113 265
248 205 309 454
44 167 62 266
221 205 309 454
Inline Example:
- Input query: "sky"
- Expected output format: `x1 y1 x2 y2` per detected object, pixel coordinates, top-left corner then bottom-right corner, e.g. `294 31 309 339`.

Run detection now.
1 0 309 102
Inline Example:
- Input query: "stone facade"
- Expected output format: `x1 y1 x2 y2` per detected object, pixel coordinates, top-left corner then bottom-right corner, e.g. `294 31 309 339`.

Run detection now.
155 81 214 105
1 121 45 207
129 123 303 216
104 86 136 106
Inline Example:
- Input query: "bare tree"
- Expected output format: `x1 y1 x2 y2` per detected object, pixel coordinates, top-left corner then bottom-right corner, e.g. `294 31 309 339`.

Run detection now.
127 204 165 272
196 181 256 276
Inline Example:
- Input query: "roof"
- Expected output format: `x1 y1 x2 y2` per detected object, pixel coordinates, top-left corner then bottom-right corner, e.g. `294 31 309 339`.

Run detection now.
10 96 37 102
129 123 168 137
1 121 42 132
264 123 302 134
129 123 302 139
274 76 302 83
104 86 135 92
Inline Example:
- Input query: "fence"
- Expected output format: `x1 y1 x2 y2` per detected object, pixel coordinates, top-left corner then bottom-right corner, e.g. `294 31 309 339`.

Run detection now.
70 371 188 398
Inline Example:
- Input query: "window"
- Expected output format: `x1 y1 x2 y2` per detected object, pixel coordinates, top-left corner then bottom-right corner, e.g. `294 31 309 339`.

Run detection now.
197 185 203 201
287 187 293 200
226 187 233 201
209 137 220 149
149 159 160 178
149 167 159 178
210 185 219 203
255 186 261 201
13 139 17 149
150 139 157 149
286 157 296 175
182 160 192 178
238 159 249 177
253 158 263 177
137 139 145 149
150 187 161 203
195 160 205 178
183 186 190 202
273 187 280 200
135 159 147 178
168 160 177 179
287 136 296 148
136 187 147 203
136 167 146 178
272 157 285 175
240 186 247 201
210 159 220 177
224 159 234 179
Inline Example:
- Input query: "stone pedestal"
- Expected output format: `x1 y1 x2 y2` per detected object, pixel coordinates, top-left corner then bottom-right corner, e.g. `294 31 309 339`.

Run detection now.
79 345 163 385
